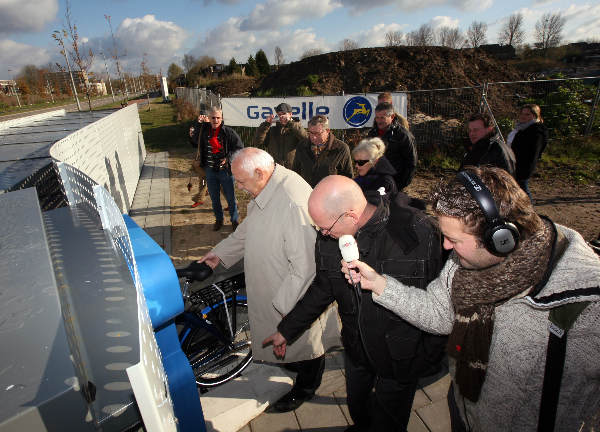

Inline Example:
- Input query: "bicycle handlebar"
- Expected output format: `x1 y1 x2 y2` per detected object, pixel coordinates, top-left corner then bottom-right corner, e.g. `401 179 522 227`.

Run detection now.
176 261 214 281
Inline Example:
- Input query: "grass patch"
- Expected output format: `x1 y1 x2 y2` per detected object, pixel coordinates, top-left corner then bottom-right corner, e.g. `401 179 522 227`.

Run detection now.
0 94 110 116
139 98 191 152
536 135 600 183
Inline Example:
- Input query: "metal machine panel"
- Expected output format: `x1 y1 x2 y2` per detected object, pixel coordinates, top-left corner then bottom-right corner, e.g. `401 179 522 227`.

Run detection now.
42 203 143 431
0 188 92 431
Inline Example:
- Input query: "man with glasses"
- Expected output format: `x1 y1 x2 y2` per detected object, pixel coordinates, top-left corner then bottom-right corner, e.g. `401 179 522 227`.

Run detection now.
252 102 306 169
190 106 243 231
292 114 353 187
264 175 445 431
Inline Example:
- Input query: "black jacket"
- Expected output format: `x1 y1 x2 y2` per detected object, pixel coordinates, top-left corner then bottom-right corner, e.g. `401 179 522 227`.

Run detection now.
511 122 548 181
368 117 417 190
278 193 446 380
189 121 244 172
460 134 516 177
292 133 353 187
354 155 398 198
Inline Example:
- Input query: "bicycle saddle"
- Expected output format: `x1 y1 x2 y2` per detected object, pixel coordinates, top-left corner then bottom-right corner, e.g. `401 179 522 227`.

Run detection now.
176 261 213 281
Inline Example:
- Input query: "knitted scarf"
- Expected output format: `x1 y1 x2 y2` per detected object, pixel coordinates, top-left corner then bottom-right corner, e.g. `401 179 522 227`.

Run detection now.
447 220 554 402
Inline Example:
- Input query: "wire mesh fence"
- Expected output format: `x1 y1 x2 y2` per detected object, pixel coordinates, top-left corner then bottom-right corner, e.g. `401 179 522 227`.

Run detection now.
176 77 600 158
175 87 220 114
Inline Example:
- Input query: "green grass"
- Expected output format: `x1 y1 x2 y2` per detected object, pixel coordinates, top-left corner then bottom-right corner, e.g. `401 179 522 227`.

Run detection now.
537 135 600 183
139 97 191 152
0 94 108 116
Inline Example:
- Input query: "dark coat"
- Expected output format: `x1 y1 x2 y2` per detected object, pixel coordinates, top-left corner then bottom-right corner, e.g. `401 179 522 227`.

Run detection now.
189 121 244 173
460 134 516 177
292 132 353 187
278 193 446 380
511 122 548 181
252 119 307 169
354 155 398 198
368 117 417 190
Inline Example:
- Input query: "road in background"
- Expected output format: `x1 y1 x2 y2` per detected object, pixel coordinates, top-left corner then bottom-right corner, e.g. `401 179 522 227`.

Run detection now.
0 93 145 122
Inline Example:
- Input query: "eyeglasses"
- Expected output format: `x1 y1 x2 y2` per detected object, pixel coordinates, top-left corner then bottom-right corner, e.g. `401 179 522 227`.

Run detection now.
318 212 347 235
354 159 370 166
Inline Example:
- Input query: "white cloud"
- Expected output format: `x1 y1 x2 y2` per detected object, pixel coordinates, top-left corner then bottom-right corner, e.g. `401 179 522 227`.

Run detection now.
561 3 600 42
0 0 59 34
344 23 406 48
190 19 331 64
0 39 51 75
83 15 188 76
338 0 491 13
239 0 342 31
430 16 460 29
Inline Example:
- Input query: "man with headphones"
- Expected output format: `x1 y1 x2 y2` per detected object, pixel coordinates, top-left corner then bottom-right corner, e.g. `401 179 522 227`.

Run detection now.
341 166 600 432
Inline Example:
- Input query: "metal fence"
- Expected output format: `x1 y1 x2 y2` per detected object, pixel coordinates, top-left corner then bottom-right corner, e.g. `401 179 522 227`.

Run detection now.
175 87 220 113
176 77 600 155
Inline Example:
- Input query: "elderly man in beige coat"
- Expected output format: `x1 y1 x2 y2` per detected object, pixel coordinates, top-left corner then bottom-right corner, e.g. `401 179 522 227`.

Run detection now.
200 147 341 413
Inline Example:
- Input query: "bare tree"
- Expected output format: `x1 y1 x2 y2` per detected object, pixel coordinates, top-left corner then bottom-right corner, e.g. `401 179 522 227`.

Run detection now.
406 24 435 46
183 54 196 74
385 31 404 47
498 13 525 47
340 38 359 51
535 12 566 50
300 48 323 60
105 14 128 103
438 27 463 48
193 56 217 70
467 21 488 48
274 46 284 67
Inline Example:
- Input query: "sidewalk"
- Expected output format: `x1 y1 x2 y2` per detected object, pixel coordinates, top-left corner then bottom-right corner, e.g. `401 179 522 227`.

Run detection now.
206 349 452 432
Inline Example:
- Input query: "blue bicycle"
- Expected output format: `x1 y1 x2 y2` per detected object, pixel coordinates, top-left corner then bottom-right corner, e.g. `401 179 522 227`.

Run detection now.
176 262 252 388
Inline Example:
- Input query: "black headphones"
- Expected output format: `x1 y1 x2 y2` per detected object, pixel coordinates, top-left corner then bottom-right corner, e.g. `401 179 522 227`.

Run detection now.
456 171 520 256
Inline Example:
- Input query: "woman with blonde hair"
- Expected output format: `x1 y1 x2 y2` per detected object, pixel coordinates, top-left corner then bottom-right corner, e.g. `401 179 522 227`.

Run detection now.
351 137 397 197
507 104 548 200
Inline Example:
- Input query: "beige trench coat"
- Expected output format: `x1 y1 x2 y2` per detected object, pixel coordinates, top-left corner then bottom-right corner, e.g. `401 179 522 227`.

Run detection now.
212 165 341 363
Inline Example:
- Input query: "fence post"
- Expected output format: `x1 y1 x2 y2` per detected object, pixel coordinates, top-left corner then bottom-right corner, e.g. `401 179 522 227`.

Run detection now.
479 82 488 113
585 80 600 136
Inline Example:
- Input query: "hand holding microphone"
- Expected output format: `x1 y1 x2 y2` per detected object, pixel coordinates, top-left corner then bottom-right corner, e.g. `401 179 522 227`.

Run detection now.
339 235 386 296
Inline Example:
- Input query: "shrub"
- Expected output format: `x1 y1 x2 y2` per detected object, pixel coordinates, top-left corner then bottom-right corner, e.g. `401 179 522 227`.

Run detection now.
173 98 198 122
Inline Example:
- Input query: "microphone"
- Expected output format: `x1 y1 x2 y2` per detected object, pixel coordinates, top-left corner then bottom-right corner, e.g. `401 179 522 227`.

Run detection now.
339 235 359 262
339 234 361 292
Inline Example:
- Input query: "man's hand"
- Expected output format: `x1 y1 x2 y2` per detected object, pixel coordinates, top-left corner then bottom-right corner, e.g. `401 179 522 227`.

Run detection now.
197 114 209 123
198 252 220 270
262 332 287 359
265 114 275 124
340 259 387 296
189 125 195 138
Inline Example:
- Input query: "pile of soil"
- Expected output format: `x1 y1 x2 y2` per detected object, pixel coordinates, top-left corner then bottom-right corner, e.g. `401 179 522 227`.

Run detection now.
258 46 526 96
207 77 257 97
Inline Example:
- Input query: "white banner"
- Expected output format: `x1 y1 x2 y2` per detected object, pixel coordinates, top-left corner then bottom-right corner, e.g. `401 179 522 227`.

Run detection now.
221 93 407 129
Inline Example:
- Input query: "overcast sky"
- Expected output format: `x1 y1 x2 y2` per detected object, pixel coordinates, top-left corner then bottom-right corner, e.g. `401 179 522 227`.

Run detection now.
1 0 599 79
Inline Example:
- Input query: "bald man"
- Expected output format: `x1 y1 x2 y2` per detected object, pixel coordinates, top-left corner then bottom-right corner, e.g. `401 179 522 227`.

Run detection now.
264 176 445 431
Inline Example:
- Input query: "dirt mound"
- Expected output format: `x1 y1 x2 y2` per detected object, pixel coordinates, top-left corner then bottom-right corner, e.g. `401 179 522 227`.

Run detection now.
258 46 526 96
208 77 258 97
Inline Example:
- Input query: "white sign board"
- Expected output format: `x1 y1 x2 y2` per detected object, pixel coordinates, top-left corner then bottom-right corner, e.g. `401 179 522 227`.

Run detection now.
161 77 169 99
221 93 407 129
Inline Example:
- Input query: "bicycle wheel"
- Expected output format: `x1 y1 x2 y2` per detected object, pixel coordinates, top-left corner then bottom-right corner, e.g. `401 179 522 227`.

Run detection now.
181 296 252 387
